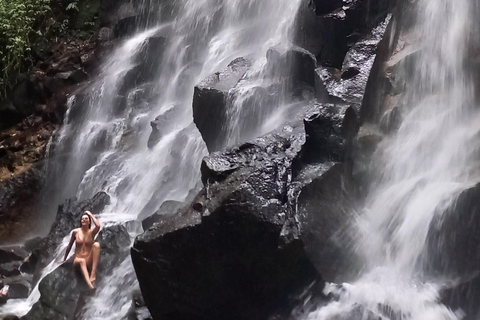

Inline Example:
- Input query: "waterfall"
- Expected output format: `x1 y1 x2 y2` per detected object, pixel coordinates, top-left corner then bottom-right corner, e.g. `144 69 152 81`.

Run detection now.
5 0 303 319
306 0 480 319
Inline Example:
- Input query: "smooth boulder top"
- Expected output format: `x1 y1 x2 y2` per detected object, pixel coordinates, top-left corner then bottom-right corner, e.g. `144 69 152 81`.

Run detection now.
197 57 252 92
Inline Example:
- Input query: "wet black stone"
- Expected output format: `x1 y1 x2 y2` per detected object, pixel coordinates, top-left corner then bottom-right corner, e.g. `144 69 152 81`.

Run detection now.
8 282 30 299
0 261 22 277
266 45 317 89
193 57 252 152
147 106 184 149
294 0 395 69
141 200 183 231
317 15 392 107
297 163 358 282
132 129 321 320
0 249 24 264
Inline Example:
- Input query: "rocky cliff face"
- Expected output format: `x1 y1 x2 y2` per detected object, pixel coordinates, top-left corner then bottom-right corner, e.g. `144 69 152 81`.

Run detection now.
0 0 403 319
132 1 398 319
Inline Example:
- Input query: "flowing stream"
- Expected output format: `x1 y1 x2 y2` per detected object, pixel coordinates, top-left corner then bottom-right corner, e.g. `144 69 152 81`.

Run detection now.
306 0 480 319
1 0 303 318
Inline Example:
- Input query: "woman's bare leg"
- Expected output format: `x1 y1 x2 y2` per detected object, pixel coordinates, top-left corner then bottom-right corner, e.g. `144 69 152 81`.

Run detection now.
74 257 94 289
89 242 100 283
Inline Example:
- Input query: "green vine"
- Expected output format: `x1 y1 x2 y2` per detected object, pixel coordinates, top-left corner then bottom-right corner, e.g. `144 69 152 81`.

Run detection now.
0 0 51 94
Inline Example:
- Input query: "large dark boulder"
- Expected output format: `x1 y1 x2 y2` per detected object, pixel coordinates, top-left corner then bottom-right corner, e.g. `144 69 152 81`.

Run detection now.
132 126 322 320
297 163 358 282
316 15 392 107
147 106 184 149
294 0 395 68
141 200 183 230
427 183 480 279
193 57 252 152
21 263 92 320
117 33 167 95
0 261 22 277
0 248 24 264
266 45 317 90
293 104 358 170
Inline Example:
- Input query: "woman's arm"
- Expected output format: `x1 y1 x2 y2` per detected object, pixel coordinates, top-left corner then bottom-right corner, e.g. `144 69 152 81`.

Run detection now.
85 211 100 236
63 230 77 263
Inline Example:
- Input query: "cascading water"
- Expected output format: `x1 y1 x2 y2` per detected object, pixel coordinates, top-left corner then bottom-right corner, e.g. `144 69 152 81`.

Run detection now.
305 0 480 319
2 0 304 319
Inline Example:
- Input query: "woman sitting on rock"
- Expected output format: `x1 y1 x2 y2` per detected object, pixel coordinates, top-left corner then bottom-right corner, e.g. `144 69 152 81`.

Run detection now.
62 211 100 289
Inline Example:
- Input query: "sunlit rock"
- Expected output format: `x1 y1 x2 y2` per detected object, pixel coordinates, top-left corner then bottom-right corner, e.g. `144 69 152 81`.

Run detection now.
132 127 321 320
132 98 362 319
294 104 358 169
193 57 252 152
294 0 394 68
317 15 392 108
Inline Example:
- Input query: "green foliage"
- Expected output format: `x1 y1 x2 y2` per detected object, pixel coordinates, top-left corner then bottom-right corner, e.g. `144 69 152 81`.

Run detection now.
0 0 50 93
66 1 78 12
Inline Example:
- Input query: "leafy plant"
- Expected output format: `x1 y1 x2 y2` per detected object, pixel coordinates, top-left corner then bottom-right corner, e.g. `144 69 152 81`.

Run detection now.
0 0 51 93
66 1 79 12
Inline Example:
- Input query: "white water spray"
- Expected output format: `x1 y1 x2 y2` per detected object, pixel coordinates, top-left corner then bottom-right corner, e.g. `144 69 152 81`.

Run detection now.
306 1 480 319
2 0 303 318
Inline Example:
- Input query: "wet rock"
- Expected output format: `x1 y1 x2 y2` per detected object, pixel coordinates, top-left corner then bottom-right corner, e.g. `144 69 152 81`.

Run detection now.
147 106 184 149
95 224 131 275
358 17 417 123
0 164 45 243
266 45 317 89
297 163 357 282
310 0 344 15
379 106 402 133
0 261 22 277
99 0 136 29
126 290 153 320
0 249 24 264
0 246 28 259
294 104 357 169
193 57 252 152
114 16 141 38
32 192 110 277
20 250 39 275
21 263 91 320
349 125 383 186
132 129 320 320
427 183 480 279
294 0 393 68
118 35 167 94
440 273 480 319
317 15 392 107
22 224 131 320
8 281 30 299
24 236 43 252
141 200 183 231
